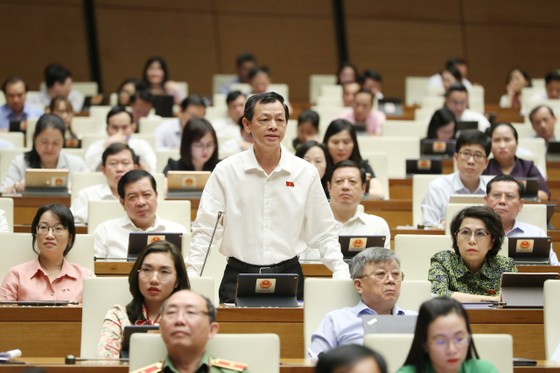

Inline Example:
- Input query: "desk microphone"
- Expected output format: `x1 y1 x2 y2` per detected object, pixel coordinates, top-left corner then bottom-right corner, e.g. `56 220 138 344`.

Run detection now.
199 211 223 277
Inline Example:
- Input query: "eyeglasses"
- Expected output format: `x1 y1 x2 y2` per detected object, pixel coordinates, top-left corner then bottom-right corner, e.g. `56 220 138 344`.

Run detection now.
458 151 486 163
137 267 176 283
360 270 404 282
488 192 519 202
163 307 210 321
192 142 216 151
456 228 490 241
36 224 67 235
429 334 471 349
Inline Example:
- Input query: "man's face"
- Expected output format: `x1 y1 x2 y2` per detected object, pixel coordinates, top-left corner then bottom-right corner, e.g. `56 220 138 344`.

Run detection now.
227 95 246 123
328 166 365 208
352 92 373 122
250 72 270 94
102 150 137 191
531 107 556 141
363 78 382 95
454 144 488 183
5 81 26 113
546 80 560 100
484 180 523 229
445 91 468 118
342 82 360 107
354 260 402 312
52 77 72 98
178 104 206 129
107 112 134 137
120 176 158 229
238 61 256 83
242 100 286 151
160 290 219 353
131 98 153 122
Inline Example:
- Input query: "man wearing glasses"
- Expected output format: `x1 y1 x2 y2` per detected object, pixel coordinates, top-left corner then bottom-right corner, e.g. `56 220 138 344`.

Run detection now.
421 129 491 227
308 248 415 359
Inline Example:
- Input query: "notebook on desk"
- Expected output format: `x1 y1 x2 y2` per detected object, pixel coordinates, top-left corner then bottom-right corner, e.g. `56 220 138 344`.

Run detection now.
23 169 69 196
235 273 299 307
166 171 211 198
362 315 417 335
121 325 159 358
339 235 386 261
500 272 560 308
507 237 551 265
420 139 456 158
127 232 183 261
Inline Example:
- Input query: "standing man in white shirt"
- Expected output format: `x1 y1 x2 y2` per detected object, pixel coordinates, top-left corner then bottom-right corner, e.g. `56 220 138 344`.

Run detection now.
444 84 490 132
94 169 186 259
188 92 350 303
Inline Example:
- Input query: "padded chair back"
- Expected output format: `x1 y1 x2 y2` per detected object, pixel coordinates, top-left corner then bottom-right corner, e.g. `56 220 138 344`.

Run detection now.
0 132 24 148
70 172 106 204
0 147 29 183
382 120 427 138
72 117 104 136
130 333 280 372
412 174 441 227
544 279 560 359
309 74 337 103
358 137 420 179
156 149 180 174
212 74 236 95
405 76 430 106
0 197 14 232
361 151 390 200
518 138 547 177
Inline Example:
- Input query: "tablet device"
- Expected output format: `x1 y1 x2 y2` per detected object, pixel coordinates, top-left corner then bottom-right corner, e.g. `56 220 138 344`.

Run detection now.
339 235 386 261
405 159 443 176
9 120 22 133
515 177 539 201
507 237 551 265
166 171 211 198
23 169 70 196
121 325 159 358
152 95 174 117
420 139 456 158
362 315 417 335
235 273 299 307
500 272 560 308
127 232 183 262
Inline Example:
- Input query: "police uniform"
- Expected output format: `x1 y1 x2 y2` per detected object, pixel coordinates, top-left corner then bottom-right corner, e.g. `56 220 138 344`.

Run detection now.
131 351 249 373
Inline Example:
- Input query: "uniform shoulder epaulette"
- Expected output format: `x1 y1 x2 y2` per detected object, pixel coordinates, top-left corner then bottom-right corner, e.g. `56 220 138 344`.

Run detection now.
130 361 163 373
210 358 248 371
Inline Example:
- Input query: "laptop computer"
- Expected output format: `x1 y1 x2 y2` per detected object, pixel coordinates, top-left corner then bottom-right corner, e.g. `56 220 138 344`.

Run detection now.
121 325 159 358
420 139 456 158
405 159 443 176
152 95 174 117
23 169 69 196
547 141 560 161
501 272 560 308
166 171 211 198
127 232 183 261
507 237 551 265
515 177 539 201
339 235 386 261
235 273 299 307
362 315 417 335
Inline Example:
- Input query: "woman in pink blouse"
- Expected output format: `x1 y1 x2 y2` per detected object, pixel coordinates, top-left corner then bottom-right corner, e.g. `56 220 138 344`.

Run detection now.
0 204 95 302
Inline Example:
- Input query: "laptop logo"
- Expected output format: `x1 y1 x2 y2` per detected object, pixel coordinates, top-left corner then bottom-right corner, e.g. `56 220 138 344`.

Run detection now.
182 176 196 187
417 160 432 170
255 278 276 293
146 235 166 244
516 239 534 253
432 142 446 153
349 237 367 252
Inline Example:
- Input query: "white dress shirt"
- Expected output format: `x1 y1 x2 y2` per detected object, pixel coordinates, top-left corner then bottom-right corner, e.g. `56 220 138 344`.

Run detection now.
85 137 157 172
94 215 187 259
507 220 559 265
458 109 491 132
188 145 350 278
70 183 116 224
155 119 182 151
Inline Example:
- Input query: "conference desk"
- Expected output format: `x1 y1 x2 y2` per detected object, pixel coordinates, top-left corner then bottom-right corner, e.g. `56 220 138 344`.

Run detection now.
0 305 549 360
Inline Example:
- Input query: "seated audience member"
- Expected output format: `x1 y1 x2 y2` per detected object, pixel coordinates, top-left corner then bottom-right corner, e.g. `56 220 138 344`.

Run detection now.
30 63 84 112
529 104 556 146
531 70 560 103
484 175 558 265
0 76 43 131
315 345 388 373
0 204 94 301
427 58 472 93
425 107 457 141
421 130 490 227
499 67 531 109
71 143 139 224
1 114 88 193
441 66 463 92
323 119 385 198
141 56 185 105
93 170 187 259
116 78 142 107
308 247 415 358
130 89 154 127
248 66 271 94
220 117 253 157
295 140 331 198
219 52 257 94
135 289 249 373
336 89 386 135
84 106 156 172
48 96 79 148
362 69 384 100
443 84 490 132
293 109 320 150
337 62 359 85
155 95 206 151
211 90 246 147
429 206 516 302
163 118 219 175
398 297 498 373
483 122 549 200
97 240 189 358
342 82 361 107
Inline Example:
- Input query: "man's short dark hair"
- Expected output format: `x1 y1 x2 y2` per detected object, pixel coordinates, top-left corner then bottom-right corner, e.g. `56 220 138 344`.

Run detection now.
529 104 556 124
297 109 320 129
129 89 153 106
247 66 270 81
315 344 388 373
445 57 467 70
117 170 157 199
330 160 366 185
179 95 206 111
445 83 468 97
486 174 524 197
545 70 560 85
236 53 256 68
101 143 139 166
362 69 383 83
356 89 374 103
44 63 72 88
455 129 491 156
106 105 133 125
243 92 289 122
2 76 27 94
226 90 246 106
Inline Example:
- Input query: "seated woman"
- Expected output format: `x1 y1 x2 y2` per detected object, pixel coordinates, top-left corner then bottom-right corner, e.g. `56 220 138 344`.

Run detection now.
1 113 88 193
141 56 185 104
499 68 531 109
429 206 517 302
315 345 388 373
116 78 142 107
163 117 219 175
48 96 79 148
336 62 359 85
0 204 94 301
97 240 190 358
293 110 320 150
323 119 385 199
483 122 549 201
425 108 457 141
295 140 331 198
398 297 498 373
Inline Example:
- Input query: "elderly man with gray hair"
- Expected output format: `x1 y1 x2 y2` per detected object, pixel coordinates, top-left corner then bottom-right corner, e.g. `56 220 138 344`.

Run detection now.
308 247 417 359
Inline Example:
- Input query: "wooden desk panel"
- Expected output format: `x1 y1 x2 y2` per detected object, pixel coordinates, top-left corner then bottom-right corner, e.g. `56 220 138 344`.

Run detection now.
10 195 71 225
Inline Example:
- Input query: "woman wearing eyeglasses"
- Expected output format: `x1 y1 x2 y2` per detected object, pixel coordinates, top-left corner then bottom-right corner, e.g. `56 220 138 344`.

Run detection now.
0 204 94 301
428 206 517 302
397 297 498 373
97 240 190 358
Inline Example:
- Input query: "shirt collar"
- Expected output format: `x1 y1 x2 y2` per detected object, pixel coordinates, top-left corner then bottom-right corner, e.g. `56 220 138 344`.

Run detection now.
121 214 162 231
452 252 494 279
452 172 486 193
242 144 293 175
353 300 405 316
506 220 524 236
30 257 80 280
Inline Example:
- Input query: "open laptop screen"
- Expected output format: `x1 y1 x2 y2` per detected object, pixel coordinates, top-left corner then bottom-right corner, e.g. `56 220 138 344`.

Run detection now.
23 169 70 196
127 232 183 262
235 273 299 307
339 235 386 260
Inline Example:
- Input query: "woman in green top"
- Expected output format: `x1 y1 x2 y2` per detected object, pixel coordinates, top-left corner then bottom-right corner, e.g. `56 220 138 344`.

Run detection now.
398 298 498 373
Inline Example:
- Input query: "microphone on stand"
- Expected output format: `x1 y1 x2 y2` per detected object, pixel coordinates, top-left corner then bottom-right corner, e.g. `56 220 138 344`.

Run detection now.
199 211 223 277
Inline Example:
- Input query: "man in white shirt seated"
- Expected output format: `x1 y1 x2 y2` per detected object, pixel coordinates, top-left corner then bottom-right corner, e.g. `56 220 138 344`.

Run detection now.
27 63 84 112
444 83 490 132
85 106 156 172
529 104 557 146
155 95 206 151
308 247 416 359
93 169 187 259
484 174 559 265
71 143 138 224
531 70 560 103
211 90 247 151
421 130 490 227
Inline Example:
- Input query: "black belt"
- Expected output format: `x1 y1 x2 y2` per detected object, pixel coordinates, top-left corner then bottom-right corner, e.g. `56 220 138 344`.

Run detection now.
227 256 299 274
